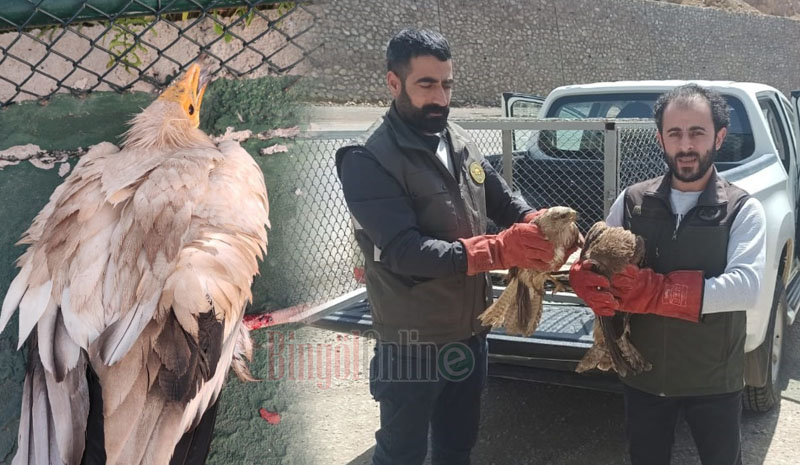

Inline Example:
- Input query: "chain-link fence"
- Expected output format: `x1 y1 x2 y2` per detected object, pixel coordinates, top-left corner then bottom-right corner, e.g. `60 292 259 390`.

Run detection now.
286 131 365 306
618 123 669 191
458 119 666 233
0 0 317 107
290 120 668 306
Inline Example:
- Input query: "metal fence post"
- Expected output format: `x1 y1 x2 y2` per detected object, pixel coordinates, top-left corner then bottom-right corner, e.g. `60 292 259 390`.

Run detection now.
501 128 513 187
603 121 619 218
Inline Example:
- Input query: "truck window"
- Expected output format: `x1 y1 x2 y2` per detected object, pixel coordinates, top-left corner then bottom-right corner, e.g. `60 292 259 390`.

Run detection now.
510 99 543 118
759 96 791 169
543 92 755 167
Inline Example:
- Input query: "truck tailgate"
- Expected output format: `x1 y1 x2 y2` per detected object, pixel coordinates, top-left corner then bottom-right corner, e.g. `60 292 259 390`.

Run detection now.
310 285 622 392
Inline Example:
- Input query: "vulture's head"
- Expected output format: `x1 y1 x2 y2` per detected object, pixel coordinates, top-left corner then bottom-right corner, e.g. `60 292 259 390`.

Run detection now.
122 57 214 150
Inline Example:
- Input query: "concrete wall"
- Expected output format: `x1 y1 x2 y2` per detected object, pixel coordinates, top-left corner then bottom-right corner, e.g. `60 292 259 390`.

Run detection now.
308 0 800 105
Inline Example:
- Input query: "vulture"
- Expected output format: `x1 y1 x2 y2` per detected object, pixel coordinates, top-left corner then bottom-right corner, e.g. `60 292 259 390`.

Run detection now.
574 221 650 377
0 57 270 464
478 206 581 336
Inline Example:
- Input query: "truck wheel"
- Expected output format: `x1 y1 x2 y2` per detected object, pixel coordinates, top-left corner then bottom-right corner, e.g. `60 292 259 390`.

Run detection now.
743 281 787 412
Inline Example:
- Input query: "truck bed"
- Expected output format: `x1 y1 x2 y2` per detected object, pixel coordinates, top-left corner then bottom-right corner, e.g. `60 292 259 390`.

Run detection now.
311 284 622 392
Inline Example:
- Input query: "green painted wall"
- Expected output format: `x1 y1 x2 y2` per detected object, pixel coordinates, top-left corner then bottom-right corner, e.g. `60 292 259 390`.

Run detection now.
0 76 311 463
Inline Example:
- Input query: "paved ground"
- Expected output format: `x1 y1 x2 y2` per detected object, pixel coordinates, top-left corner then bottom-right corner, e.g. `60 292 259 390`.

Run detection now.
278 320 800 465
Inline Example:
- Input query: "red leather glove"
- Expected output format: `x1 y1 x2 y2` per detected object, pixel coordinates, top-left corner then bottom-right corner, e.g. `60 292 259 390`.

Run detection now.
568 260 618 317
609 264 704 322
460 223 555 275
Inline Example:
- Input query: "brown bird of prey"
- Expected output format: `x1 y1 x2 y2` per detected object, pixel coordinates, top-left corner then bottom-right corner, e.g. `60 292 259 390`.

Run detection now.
574 221 650 377
479 206 581 336
0 58 269 464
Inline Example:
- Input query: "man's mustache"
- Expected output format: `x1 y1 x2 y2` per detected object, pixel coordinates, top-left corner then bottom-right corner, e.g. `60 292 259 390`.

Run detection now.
421 105 449 117
675 151 700 159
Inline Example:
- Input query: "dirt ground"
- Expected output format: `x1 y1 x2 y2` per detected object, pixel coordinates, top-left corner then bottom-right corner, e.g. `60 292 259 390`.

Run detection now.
273 321 800 465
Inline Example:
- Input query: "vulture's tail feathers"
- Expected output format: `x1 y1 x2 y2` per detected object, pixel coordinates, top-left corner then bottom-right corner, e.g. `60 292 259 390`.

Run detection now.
14 338 88 465
111 393 176 465
232 322 258 382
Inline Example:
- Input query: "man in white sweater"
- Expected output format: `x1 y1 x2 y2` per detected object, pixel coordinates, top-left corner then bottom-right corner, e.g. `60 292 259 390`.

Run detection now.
570 83 766 465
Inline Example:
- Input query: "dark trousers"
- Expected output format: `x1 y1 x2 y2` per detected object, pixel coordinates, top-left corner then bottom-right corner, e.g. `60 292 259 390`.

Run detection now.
624 385 743 465
369 334 488 465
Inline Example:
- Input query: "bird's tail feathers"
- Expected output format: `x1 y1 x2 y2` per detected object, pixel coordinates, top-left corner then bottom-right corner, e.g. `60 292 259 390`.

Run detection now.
14 339 88 465
616 315 652 374
509 278 532 334
478 277 518 327
232 321 258 382
599 316 631 377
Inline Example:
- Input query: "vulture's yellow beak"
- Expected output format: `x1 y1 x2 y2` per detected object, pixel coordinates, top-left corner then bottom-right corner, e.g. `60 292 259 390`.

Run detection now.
158 60 213 128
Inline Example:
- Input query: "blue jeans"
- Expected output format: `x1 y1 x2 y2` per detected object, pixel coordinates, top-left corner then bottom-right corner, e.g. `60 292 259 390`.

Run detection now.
369 334 488 465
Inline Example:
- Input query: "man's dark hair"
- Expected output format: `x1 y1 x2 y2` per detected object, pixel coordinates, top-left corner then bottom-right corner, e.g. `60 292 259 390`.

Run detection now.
653 83 730 134
386 28 451 79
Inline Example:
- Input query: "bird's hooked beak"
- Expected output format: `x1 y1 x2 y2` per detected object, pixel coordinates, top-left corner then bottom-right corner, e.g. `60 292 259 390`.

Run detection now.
158 56 214 128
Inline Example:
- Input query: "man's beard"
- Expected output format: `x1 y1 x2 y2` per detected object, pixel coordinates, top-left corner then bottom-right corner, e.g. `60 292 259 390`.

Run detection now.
665 144 716 183
395 86 449 133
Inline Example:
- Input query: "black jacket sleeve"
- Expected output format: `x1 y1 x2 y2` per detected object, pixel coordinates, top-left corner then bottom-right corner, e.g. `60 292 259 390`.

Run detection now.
338 148 468 278
481 159 534 228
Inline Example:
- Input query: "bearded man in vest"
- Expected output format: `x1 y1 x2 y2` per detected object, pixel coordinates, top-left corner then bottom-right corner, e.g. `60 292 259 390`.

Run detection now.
570 84 767 465
335 28 568 465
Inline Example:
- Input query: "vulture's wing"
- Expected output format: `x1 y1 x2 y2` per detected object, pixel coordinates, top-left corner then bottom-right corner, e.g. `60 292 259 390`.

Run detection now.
3 142 120 465
2 139 268 464
94 139 269 464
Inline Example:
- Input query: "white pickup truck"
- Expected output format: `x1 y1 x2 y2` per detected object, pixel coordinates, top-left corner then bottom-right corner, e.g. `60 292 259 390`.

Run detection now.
312 80 800 412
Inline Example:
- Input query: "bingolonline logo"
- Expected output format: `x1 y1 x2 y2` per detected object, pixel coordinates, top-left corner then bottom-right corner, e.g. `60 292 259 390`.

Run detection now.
368 331 478 383
437 342 475 382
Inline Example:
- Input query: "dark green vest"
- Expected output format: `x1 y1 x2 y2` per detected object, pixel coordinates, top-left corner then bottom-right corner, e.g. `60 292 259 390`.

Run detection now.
622 169 749 396
335 106 492 344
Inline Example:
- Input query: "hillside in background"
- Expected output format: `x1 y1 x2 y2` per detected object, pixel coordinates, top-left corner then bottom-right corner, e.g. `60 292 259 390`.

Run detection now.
658 0 800 17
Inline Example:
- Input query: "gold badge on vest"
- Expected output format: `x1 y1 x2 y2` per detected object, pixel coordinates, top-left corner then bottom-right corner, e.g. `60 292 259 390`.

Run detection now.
469 161 485 184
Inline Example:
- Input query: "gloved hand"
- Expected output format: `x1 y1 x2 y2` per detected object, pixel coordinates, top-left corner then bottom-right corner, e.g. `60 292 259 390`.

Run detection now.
568 260 618 317
609 264 704 323
460 223 555 275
